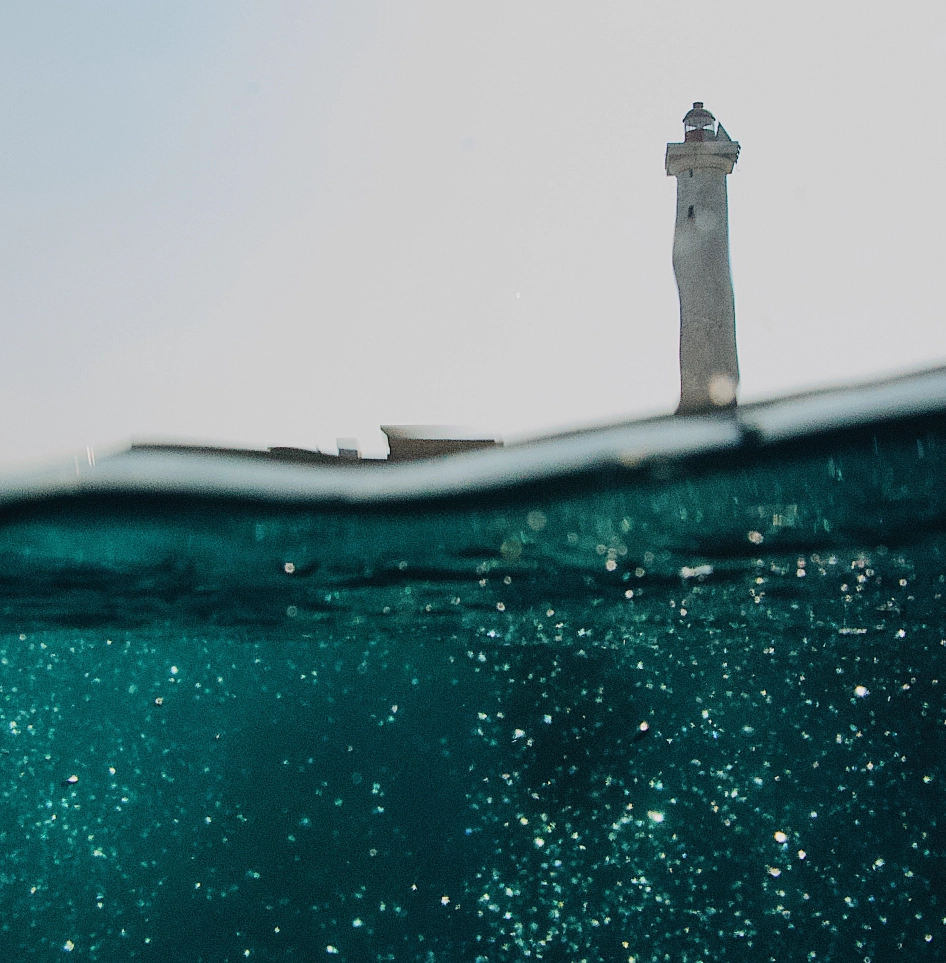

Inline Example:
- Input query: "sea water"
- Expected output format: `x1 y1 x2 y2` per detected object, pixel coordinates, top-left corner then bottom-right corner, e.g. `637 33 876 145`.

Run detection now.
0 418 944 962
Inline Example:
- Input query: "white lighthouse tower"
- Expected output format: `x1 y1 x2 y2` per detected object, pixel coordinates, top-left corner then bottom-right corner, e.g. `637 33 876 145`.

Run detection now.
665 103 740 414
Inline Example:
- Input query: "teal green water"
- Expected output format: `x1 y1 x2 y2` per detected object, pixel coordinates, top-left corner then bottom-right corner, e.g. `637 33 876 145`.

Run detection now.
1 418 945 961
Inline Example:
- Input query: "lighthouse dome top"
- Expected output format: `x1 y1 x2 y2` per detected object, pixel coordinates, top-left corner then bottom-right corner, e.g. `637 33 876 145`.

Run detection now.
666 102 739 177
683 102 716 142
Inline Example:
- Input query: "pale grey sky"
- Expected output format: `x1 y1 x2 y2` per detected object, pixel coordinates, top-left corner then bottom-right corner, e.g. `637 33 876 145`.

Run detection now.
2 2 944 466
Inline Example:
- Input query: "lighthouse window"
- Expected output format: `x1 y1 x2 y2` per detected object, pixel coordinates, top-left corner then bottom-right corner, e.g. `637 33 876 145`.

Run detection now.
687 205 694 218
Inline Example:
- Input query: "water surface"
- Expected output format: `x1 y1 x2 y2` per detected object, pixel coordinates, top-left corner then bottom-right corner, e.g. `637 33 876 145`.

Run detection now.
1 415 944 961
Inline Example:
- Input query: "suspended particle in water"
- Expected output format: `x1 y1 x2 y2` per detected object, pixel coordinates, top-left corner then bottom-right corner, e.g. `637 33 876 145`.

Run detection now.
774 831 787 843
526 511 547 532
854 685 869 698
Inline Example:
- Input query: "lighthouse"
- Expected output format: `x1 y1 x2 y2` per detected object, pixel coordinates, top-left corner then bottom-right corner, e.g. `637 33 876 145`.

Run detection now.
666 103 740 414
